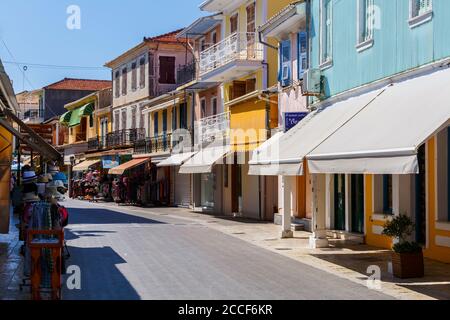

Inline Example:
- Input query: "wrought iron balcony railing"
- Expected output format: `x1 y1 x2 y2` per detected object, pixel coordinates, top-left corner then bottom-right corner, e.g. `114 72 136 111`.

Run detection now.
134 133 173 155
199 32 263 76
177 62 197 86
88 137 101 151
106 128 146 149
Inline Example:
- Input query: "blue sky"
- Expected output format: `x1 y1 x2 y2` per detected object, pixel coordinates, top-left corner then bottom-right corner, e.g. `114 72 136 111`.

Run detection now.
0 0 206 93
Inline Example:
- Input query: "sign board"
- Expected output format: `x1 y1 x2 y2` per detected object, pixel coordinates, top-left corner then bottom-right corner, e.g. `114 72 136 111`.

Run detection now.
284 112 308 132
102 155 120 169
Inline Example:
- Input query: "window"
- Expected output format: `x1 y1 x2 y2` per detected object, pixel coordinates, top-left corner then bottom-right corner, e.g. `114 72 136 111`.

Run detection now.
159 56 176 84
89 114 94 128
230 14 239 34
114 71 120 98
320 0 333 67
172 106 178 131
211 31 217 45
280 40 292 87
437 127 450 222
200 98 207 119
373 175 393 215
153 112 159 136
357 0 374 51
246 2 256 33
162 109 168 133
409 0 433 27
131 62 137 91
114 111 120 131
131 106 137 129
121 109 127 130
200 38 207 52
229 81 247 100
121 67 128 95
211 97 218 115
179 103 188 129
139 106 145 129
139 56 146 88
298 31 308 80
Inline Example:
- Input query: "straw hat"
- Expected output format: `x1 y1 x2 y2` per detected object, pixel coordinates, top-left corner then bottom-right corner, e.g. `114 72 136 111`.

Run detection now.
22 171 37 184
37 175 49 183
23 192 40 203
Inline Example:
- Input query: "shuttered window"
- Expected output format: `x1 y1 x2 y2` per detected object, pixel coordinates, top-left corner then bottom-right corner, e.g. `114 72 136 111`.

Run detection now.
179 103 188 129
153 112 159 136
230 14 238 34
139 106 145 129
298 32 308 80
131 106 137 129
121 109 127 130
245 78 256 93
280 40 292 87
131 62 137 91
114 111 120 131
149 53 155 96
114 71 120 98
139 56 146 88
357 0 374 46
159 56 176 84
121 67 128 95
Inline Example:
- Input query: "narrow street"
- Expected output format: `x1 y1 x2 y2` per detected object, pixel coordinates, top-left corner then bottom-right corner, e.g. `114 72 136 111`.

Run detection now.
62 200 393 300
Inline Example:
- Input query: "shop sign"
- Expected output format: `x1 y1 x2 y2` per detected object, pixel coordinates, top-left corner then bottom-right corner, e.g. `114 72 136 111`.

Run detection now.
284 112 308 132
102 155 120 169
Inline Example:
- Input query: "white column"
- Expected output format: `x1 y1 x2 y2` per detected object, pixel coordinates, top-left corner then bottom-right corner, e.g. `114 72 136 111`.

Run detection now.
310 174 329 248
281 176 294 238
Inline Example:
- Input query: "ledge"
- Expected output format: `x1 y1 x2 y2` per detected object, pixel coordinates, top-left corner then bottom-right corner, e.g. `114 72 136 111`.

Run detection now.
319 59 333 71
436 221 450 232
356 39 374 53
371 213 393 222
408 11 433 29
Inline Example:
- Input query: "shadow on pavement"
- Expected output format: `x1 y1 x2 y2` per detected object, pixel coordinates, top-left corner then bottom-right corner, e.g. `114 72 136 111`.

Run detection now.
63 230 140 300
67 207 166 225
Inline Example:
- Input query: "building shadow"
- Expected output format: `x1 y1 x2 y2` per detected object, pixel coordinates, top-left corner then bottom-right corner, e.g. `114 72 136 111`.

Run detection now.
62 230 140 300
67 207 166 225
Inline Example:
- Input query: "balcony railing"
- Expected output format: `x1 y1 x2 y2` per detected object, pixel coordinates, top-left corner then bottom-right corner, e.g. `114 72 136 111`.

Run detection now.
199 32 263 76
194 111 230 144
88 137 101 151
177 62 197 86
106 128 146 149
134 133 173 155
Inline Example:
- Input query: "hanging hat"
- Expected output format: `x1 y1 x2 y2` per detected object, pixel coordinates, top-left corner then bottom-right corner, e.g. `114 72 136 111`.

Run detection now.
48 165 60 174
46 173 54 181
23 192 40 203
22 171 38 184
53 172 67 181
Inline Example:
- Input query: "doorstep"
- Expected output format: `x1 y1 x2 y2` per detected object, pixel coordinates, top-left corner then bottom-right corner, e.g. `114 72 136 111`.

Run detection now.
327 230 365 244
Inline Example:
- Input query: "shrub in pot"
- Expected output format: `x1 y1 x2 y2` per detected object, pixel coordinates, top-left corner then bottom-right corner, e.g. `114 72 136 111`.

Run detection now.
382 214 424 279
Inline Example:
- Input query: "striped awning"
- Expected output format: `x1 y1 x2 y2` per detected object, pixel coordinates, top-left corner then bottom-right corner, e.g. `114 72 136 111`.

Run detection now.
69 102 95 127
60 111 72 125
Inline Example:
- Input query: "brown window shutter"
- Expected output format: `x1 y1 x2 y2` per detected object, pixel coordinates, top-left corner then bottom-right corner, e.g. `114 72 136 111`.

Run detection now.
228 85 234 101
233 81 247 99
246 78 256 93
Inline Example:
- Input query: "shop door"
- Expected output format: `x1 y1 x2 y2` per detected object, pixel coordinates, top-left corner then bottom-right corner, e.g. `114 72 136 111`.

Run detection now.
231 161 243 214
351 174 365 234
415 144 427 245
200 173 215 209
334 174 346 231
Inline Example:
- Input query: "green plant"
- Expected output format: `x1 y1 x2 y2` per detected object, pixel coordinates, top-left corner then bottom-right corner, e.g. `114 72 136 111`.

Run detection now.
382 214 422 254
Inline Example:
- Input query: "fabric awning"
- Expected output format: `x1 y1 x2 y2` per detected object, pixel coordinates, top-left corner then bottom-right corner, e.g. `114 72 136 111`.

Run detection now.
248 88 384 176
60 111 72 125
307 66 450 175
157 152 197 167
69 103 94 127
109 157 150 175
179 144 231 174
72 159 100 172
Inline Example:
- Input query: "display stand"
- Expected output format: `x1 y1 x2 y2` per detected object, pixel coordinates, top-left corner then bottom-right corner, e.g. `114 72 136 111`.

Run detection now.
27 229 64 300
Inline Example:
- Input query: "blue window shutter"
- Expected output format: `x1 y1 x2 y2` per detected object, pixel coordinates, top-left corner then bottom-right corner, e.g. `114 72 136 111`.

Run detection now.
281 40 291 87
298 31 308 80
277 45 282 83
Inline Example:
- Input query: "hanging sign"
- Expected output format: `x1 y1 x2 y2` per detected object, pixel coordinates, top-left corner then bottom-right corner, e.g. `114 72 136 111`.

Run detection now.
284 112 308 132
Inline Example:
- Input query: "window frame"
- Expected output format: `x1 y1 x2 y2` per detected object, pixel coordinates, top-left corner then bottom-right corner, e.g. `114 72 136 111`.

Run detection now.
230 13 239 34
131 61 137 91
409 0 433 28
200 97 207 119
121 66 128 96
319 0 333 70
356 0 375 53
158 56 176 85
114 70 120 98
211 96 218 116
139 56 146 89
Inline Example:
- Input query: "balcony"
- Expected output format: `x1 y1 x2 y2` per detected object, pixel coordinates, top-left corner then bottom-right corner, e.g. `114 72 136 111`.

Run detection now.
88 137 101 151
106 129 145 149
199 32 263 82
134 133 173 155
194 111 230 145
177 62 197 86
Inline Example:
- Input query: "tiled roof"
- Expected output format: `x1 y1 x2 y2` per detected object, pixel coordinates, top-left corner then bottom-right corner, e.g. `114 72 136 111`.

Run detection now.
144 29 188 43
44 78 112 91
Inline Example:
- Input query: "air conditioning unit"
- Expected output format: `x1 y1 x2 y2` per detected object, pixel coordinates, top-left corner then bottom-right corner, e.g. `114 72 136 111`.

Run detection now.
303 68 322 96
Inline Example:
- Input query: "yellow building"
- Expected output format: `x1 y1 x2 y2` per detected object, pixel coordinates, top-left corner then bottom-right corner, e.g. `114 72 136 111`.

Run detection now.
196 0 294 219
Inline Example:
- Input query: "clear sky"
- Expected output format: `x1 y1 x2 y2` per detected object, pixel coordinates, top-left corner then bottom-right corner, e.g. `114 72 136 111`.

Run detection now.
0 0 206 93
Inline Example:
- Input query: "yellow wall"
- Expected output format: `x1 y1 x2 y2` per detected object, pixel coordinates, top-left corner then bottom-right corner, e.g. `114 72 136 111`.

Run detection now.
0 127 12 233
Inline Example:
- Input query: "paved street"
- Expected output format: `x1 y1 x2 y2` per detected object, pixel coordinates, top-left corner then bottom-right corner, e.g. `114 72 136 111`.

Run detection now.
61 200 393 300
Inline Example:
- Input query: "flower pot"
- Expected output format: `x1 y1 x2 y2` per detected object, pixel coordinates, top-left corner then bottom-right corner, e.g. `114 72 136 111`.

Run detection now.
391 251 424 279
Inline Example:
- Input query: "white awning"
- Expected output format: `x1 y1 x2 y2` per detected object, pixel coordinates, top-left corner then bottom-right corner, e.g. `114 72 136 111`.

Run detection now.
157 152 197 167
247 88 384 176
307 66 450 174
179 144 230 174
72 159 100 172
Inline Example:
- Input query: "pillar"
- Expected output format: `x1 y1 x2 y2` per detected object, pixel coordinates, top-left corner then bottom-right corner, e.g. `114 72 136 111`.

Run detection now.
281 176 294 238
310 173 329 248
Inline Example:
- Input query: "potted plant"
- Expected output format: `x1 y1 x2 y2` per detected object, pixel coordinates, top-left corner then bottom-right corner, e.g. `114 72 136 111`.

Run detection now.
382 214 424 279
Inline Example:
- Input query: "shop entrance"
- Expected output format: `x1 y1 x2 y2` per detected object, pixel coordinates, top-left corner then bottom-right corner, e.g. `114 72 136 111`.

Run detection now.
200 172 215 209
351 174 365 234
334 174 346 231
231 162 242 214
415 144 427 245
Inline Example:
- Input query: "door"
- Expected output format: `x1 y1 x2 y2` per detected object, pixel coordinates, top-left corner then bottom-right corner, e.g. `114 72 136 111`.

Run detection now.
231 156 243 214
415 144 427 245
351 174 364 234
175 169 191 207
334 174 346 231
